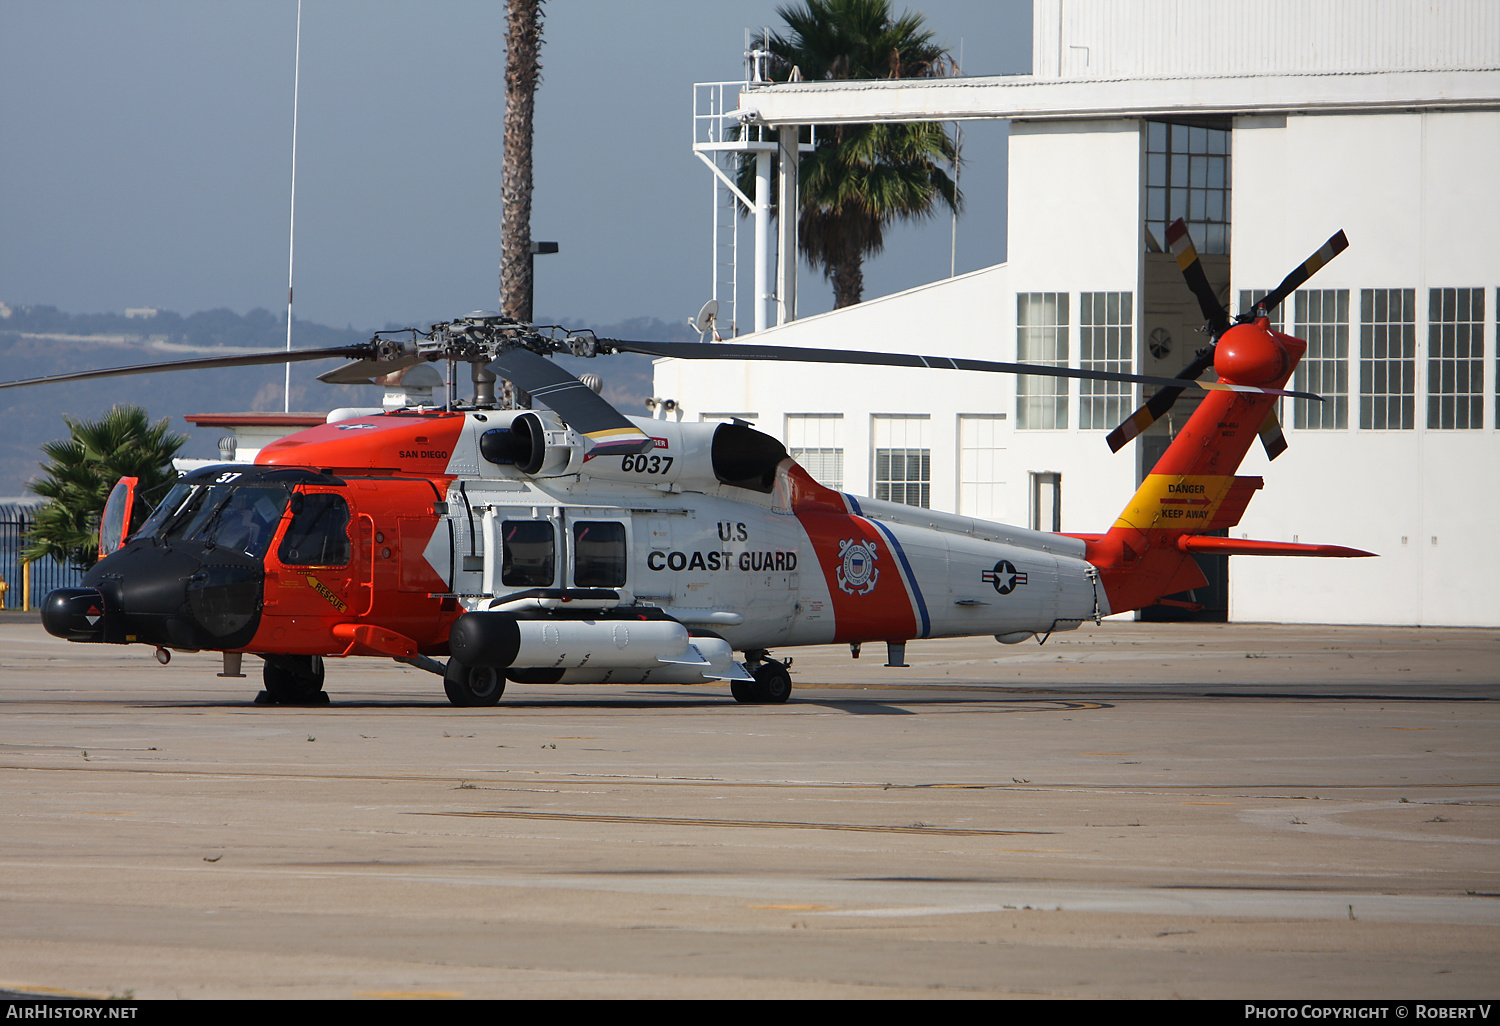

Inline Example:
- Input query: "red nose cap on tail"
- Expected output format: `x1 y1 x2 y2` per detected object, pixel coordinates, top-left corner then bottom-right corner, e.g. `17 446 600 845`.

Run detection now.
1214 319 1289 386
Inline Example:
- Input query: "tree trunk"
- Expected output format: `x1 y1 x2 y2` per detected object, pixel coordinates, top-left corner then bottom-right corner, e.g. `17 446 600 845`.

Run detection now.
830 256 863 309
501 0 543 323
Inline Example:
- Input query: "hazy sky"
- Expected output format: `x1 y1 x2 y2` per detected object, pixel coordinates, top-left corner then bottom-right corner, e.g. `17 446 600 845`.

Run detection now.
1 1 1031 333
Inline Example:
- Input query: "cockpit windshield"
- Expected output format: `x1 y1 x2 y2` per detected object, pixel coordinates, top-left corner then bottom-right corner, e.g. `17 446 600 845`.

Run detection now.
137 483 290 558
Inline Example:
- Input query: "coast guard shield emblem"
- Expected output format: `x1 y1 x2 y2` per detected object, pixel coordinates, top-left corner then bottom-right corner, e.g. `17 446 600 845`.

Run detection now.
836 538 879 596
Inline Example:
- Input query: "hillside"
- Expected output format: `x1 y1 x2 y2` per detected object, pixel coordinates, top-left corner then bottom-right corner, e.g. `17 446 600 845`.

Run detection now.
0 305 687 497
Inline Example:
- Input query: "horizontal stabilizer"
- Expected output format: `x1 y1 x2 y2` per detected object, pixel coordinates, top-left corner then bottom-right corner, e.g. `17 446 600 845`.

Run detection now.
1204 477 1263 531
1175 537 1375 558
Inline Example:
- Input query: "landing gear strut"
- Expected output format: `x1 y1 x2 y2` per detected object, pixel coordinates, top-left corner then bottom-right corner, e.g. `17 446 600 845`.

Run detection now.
733 650 792 705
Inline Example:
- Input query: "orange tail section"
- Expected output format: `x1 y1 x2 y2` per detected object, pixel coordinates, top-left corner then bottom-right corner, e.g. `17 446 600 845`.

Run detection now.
1086 320 1372 615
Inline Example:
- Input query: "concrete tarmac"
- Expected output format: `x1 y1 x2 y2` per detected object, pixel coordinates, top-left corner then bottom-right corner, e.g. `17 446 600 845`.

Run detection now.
0 619 1496 999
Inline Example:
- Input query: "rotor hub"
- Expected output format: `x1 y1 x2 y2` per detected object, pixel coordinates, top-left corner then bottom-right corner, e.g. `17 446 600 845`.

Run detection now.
1214 320 1289 386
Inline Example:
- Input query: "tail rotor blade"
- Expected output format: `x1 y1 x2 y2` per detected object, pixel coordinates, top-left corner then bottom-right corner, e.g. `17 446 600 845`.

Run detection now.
1252 229 1349 317
1165 219 1232 337
1104 345 1217 452
1258 406 1288 461
489 348 653 456
1107 386 1181 453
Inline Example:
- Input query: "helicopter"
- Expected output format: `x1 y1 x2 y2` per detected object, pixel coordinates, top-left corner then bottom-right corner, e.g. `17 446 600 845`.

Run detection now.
8 220 1371 708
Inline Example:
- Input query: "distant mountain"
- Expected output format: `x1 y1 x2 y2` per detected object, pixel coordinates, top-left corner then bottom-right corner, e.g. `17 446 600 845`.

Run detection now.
0 305 689 496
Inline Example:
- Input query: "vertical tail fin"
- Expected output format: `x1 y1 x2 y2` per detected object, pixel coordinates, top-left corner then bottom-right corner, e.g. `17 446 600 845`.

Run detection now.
1086 320 1305 614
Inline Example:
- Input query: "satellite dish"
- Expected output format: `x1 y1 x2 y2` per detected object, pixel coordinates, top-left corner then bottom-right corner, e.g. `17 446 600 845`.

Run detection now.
690 299 720 340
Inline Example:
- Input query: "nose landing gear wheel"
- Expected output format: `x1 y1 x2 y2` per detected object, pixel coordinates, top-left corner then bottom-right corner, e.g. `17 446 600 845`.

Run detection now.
258 654 329 705
443 658 506 707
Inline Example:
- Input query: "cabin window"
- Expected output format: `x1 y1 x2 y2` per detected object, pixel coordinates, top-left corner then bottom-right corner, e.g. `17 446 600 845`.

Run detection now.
572 521 626 588
502 520 555 587
278 493 351 567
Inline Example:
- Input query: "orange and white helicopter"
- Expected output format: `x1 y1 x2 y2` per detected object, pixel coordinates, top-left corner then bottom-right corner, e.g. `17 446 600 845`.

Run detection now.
6 221 1370 707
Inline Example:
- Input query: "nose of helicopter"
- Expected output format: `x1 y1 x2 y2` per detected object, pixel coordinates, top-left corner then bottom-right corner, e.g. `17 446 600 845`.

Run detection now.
43 541 265 651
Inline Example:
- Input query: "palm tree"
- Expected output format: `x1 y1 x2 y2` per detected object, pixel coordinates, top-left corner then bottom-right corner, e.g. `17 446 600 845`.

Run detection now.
501 0 545 323
24 406 187 568
744 0 962 308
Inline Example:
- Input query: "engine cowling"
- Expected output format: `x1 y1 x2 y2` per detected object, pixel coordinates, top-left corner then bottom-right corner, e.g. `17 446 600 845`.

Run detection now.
478 411 582 477
581 418 788 496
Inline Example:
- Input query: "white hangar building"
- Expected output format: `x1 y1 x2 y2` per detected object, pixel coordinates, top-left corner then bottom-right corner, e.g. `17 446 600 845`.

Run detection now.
654 0 1500 627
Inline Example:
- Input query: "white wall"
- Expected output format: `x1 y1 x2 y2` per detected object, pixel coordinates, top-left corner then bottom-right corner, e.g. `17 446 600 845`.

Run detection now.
1008 120 1142 292
1032 0 1500 81
1003 119 1145 531
1230 111 1500 625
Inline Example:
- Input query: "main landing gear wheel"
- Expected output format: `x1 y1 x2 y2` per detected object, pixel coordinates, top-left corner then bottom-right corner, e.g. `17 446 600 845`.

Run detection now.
734 654 793 705
443 658 505 707
257 655 329 705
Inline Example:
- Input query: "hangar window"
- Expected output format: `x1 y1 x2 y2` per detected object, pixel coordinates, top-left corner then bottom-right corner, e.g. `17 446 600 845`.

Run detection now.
1237 291 1285 333
1079 292 1133 430
1359 288 1416 430
785 414 843 491
1145 121 1231 255
958 415 1007 520
1017 292 1069 429
1427 288 1484 430
1293 289 1349 430
872 415 930 508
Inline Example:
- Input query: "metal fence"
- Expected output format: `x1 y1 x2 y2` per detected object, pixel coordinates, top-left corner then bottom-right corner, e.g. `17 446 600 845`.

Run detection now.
0 504 85 610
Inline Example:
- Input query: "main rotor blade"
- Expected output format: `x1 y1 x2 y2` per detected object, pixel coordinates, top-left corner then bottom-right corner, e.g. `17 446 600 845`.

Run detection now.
1165 219 1232 337
605 339 1319 399
1251 229 1349 317
489 348 653 455
0 344 375 391
1104 346 1218 452
317 355 424 385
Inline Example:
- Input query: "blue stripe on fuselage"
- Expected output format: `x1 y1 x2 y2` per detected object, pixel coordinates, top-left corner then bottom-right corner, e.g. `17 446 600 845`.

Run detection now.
865 517 930 639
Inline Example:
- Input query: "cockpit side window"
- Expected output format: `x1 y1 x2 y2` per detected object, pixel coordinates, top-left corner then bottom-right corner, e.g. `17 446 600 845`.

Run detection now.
278 493 351 567
572 521 626 588
501 520 555 587
136 482 193 539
